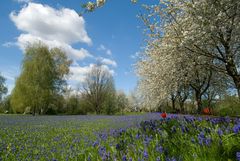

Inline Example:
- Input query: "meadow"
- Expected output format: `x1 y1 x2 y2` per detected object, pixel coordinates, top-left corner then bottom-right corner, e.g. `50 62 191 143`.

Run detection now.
0 113 239 161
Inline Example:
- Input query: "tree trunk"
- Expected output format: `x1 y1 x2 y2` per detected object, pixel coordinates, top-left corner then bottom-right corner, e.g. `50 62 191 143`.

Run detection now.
179 101 184 113
195 91 202 114
171 99 175 111
207 92 213 107
225 57 240 98
32 106 36 116
171 94 176 111
232 76 240 98
95 104 101 114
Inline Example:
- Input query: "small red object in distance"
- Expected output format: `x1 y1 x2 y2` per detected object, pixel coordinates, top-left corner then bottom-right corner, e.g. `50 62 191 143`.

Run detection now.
203 107 210 115
161 112 167 118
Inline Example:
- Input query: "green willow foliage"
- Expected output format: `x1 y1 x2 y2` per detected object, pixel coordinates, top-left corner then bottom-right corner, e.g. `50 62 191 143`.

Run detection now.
11 43 71 114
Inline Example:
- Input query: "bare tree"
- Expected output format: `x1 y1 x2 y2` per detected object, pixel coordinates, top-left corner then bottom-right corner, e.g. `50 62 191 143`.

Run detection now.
81 64 114 114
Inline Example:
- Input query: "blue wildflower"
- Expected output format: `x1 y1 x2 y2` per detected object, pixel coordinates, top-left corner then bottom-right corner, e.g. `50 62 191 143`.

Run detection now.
236 152 240 161
199 132 205 138
233 124 240 134
122 155 127 161
87 156 91 161
93 141 99 147
116 143 120 150
198 132 205 145
156 145 163 153
191 137 195 143
143 150 148 158
205 137 212 146
136 133 140 139
217 128 223 136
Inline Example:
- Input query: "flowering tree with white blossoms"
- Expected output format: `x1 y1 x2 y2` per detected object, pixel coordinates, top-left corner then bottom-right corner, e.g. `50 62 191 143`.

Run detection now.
82 0 138 13
83 0 240 112
137 0 239 111
161 0 240 94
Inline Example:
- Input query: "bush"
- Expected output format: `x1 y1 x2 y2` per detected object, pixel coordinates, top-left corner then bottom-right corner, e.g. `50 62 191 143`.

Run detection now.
65 96 89 115
0 95 13 114
75 99 88 115
214 96 240 117
103 96 117 115
45 107 58 115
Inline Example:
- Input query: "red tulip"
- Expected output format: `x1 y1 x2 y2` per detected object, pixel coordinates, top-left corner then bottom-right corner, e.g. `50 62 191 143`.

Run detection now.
161 112 167 118
203 107 210 115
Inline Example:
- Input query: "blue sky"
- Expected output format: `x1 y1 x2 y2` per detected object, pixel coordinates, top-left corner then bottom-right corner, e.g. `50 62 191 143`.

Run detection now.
0 0 154 94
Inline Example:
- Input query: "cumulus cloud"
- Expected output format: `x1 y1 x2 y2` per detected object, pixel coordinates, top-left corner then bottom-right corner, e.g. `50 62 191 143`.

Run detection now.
97 44 112 55
70 63 114 82
70 64 93 82
10 2 92 60
17 34 92 60
98 57 117 67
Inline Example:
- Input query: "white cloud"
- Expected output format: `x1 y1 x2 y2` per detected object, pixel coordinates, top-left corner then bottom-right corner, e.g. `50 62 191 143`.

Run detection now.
10 2 92 60
2 73 15 81
98 57 117 67
2 42 17 48
98 44 106 51
1 67 19 81
17 34 92 60
70 64 93 82
106 49 112 55
97 44 112 55
10 3 91 44
69 63 114 82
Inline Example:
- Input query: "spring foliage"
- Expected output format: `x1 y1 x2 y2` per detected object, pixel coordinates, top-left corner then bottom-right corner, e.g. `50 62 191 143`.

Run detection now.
11 43 71 114
137 0 240 108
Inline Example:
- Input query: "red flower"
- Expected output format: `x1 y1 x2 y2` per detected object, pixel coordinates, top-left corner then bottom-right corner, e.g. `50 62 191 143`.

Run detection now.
203 107 210 115
161 112 167 118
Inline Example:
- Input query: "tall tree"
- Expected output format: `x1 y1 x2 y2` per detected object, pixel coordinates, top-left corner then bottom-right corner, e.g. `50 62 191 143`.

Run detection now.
103 77 116 115
116 91 129 115
135 0 240 113
81 63 115 114
11 43 71 115
140 0 240 96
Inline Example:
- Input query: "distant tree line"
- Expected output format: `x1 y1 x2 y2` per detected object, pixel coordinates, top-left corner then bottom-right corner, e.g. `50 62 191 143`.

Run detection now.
0 43 137 115
2 0 240 117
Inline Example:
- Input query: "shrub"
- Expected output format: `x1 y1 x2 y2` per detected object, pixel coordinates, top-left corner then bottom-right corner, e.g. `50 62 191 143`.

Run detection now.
45 107 58 115
214 96 240 117
0 95 12 114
